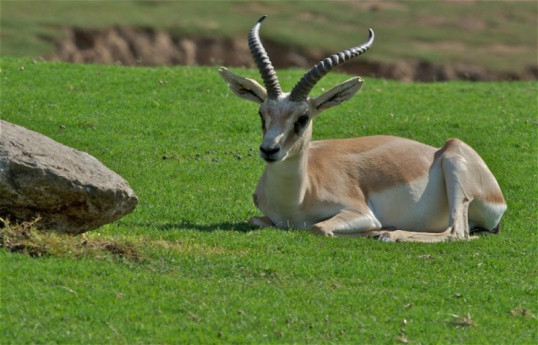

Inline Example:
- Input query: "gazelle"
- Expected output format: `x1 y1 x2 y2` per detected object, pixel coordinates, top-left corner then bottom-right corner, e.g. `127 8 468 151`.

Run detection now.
219 16 506 242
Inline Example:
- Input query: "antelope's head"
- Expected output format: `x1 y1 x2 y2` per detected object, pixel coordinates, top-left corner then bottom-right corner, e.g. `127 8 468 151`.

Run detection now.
219 16 374 163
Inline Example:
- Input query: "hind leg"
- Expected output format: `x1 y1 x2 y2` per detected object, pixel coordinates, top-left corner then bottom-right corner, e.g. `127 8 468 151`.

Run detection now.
368 139 505 243
440 139 506 239
364 228 462 243
361 140 477 243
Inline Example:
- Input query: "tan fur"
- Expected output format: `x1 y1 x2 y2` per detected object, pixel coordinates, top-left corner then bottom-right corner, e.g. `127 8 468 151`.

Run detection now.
307 136 435 196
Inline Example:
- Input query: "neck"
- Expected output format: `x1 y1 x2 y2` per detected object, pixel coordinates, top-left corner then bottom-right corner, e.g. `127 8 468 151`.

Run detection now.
263 143 310 207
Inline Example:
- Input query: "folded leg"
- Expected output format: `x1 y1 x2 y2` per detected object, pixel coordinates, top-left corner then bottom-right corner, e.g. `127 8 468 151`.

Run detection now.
311 209 382 237
248 216 274 228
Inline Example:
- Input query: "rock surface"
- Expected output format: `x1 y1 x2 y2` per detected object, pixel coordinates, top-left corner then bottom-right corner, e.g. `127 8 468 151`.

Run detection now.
0 120 138 234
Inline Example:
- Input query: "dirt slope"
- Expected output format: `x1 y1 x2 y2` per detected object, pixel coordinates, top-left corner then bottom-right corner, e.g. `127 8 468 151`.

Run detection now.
51 26 537 82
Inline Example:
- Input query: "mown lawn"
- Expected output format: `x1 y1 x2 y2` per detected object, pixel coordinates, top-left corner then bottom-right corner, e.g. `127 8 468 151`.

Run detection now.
0 57 536 344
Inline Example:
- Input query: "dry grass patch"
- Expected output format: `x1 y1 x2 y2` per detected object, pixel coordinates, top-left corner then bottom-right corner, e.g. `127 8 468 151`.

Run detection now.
450 313 477 328
0 217 142 262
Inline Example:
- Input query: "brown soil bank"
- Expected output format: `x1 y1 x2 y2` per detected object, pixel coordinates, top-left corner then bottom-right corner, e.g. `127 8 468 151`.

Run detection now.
52 27 537 82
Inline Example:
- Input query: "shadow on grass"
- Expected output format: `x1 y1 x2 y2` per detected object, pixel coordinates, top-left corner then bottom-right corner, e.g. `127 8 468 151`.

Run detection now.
129 220 257 233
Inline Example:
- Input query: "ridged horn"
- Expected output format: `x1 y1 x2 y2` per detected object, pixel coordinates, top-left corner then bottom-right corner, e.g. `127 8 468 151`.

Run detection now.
289 29 375 102
248 15 282 99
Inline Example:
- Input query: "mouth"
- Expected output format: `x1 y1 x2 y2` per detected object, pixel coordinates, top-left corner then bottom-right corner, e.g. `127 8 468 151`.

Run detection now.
261 155 278 163
260 152 280 163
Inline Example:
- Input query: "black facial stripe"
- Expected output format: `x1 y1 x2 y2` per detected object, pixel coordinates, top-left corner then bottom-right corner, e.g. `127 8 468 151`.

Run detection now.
259 111 266 133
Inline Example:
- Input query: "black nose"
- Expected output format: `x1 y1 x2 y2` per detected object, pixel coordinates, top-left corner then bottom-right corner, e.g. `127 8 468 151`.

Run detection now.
260 145 280 156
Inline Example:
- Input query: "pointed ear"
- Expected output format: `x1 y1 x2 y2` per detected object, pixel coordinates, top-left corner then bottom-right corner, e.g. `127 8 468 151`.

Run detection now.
310 77 363 113
219 67 267 104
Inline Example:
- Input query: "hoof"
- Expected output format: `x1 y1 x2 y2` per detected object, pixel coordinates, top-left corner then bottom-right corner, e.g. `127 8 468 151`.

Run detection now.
375 232 396 242
311 225 334 237
248 216 273 228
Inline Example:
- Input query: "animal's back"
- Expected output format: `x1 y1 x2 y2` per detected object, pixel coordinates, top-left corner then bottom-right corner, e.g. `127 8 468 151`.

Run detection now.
308 135 438 195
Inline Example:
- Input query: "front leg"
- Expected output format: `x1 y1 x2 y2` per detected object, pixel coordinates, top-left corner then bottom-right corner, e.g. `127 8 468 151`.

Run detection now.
248 216 274 228
311 209 382 237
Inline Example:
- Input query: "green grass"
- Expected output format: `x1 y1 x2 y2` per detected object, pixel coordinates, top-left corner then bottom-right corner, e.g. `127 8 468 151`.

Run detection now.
1 1 537 73
1 57 537 344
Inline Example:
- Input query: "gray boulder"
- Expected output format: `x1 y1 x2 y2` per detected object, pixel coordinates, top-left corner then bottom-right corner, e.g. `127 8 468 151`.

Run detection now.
0 120 138 234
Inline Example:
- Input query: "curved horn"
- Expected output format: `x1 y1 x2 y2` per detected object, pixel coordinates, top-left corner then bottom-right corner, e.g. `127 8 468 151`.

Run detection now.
289 29 375 102
248 15 282 99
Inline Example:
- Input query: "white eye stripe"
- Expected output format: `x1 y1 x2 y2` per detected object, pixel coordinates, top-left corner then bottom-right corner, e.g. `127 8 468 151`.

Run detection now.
262 117 294 145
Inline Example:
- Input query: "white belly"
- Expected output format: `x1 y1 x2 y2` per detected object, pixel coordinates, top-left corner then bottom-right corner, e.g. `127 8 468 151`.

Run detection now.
262 202 342 230
368 171 449 232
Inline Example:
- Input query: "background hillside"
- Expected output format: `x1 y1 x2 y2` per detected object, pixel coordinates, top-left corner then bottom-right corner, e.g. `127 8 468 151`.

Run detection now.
1 0 537 81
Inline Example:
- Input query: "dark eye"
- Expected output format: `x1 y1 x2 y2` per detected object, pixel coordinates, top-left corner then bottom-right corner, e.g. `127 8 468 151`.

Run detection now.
294 114 309 134
297 115 309 128
258 111 266 131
